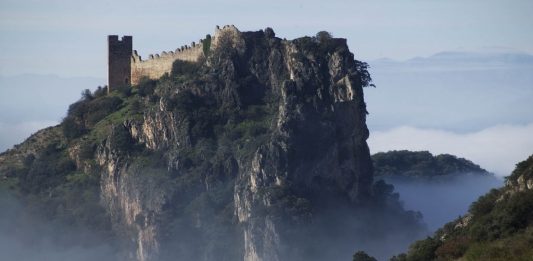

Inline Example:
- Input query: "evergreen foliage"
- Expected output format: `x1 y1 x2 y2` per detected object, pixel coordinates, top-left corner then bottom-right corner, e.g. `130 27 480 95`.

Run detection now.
353 250 377 261
393 155 533 260
372 150 489 178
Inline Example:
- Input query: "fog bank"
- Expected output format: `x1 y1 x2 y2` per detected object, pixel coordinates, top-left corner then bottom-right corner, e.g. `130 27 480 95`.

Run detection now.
382 174 503 232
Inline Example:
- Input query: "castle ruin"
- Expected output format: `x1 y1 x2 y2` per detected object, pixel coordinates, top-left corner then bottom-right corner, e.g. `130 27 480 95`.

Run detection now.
108 35 133 88
107 25 240 90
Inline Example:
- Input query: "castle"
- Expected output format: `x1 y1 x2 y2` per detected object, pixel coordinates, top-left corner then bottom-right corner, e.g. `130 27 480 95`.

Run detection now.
107 26 240 90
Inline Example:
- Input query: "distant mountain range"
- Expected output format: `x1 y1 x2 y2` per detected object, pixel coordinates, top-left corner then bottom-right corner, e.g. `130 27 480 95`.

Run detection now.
375 51 533 69
366 51 533 132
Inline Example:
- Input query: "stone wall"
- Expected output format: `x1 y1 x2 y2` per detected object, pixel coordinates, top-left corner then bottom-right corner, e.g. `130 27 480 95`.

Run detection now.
130 41 205 85
109 25 242 87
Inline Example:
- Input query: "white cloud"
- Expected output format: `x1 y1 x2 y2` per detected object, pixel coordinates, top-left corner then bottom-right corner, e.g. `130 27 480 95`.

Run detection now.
368 123 533 177
0 121 57 152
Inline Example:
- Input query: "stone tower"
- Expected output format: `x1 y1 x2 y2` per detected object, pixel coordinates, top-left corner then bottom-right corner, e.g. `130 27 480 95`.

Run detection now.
108 35 132 91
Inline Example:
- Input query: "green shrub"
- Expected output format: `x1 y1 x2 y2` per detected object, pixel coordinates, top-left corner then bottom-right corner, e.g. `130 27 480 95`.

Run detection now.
355 60 375 88
469 189 499 217
62 116 87 139
352 251 377 261
93 86 107 98
463 242 512 261
62 96 123 140
389 254 407 261
67 99 88 119
81 89 94 101
315 31 332 43
434 236 469 259
85 96 123 126
19 144 75 194
469 190 533 241
405 237 440 261
109 125 135 152
171 60 200 77
169 90 198 113
137 77 157 97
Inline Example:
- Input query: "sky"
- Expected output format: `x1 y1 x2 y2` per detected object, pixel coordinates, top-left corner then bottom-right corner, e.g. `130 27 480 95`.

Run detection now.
0 0 532 177
364 50 533 176
1 0 533 77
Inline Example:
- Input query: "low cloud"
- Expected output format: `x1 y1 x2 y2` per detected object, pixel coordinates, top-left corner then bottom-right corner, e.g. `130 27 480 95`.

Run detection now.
0 191 117 261
384 175 502 232
368 123 533 177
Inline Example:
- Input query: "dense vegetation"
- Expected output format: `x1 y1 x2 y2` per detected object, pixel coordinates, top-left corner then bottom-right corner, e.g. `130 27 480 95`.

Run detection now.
391 155 533 260
372 150 490 178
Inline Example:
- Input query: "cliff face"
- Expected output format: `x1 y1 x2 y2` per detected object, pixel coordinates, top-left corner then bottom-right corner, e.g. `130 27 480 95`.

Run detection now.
230 30 374 260
94 27 375 261
96 132 170 261
1 27 422 261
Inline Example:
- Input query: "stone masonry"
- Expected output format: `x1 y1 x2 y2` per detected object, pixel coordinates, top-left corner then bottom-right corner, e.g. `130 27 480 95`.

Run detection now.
107 34 204 90
108 35 132 89
107 25 240 90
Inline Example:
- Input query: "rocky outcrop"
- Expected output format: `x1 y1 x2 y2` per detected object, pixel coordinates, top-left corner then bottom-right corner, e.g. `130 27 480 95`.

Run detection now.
231 30 373 260
506 174 533 192
96 128 174 261
505 155 533 193
96 26 375 261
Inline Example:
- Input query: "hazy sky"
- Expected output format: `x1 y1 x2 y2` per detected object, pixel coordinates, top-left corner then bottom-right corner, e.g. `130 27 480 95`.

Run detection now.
1 0 532 77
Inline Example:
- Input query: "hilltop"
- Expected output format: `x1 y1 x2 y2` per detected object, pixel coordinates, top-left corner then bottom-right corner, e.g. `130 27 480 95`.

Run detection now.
372 150 491 179
0 27 424 261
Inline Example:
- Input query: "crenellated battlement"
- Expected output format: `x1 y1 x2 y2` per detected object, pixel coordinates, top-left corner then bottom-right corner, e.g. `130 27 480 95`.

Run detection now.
107 25 242 89
130 38 206 85
130 38 205 63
